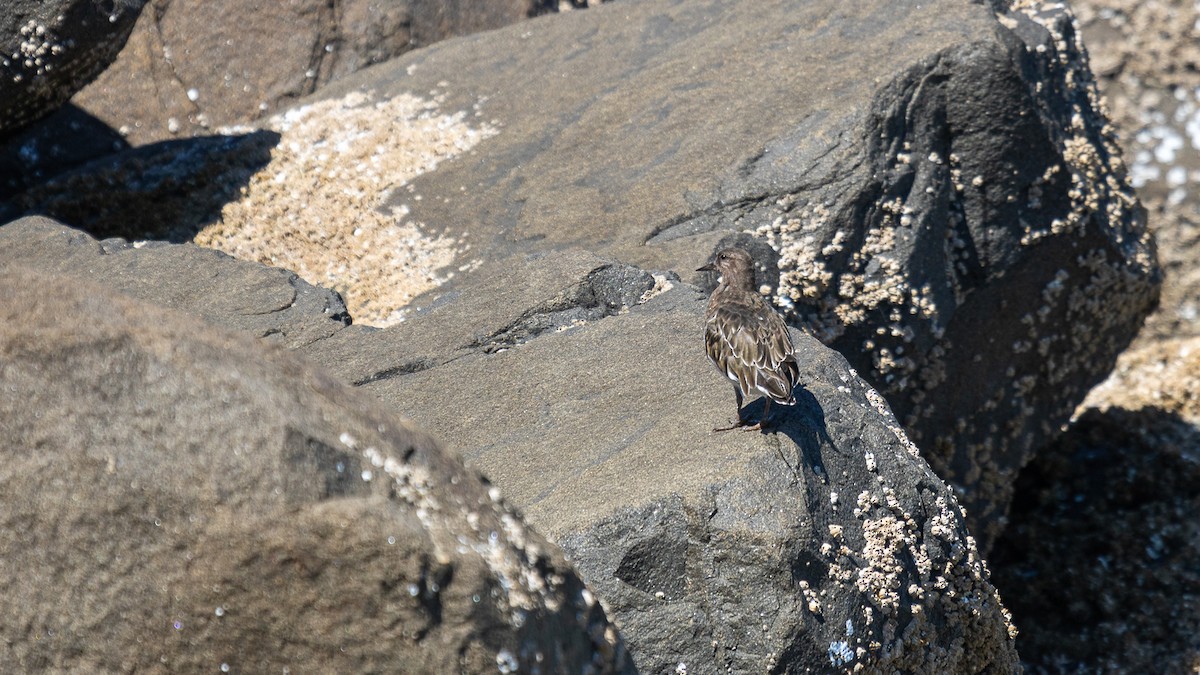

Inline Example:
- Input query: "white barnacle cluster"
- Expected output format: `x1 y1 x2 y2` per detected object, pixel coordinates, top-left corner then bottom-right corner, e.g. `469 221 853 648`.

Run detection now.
819 481 1016 668
798 579 823 615
6 17 67 83
757 202 837 307
1011 0 1154 270
338 430 571 627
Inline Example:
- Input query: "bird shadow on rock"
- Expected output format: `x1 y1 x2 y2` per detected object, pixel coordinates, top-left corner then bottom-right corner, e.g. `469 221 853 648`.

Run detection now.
2 128 280 243
748 386 833 484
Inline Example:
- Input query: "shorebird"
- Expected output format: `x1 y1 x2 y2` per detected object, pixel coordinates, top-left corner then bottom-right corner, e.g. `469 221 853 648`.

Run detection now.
698 247 800 432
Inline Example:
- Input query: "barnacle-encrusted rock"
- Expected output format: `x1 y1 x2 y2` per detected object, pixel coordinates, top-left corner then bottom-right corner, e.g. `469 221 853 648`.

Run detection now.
754 2 1160 551
336 258 1019 672
282 0 1157 550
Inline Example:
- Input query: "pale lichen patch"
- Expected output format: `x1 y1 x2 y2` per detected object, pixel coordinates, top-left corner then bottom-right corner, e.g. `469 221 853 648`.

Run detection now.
196 90 498 327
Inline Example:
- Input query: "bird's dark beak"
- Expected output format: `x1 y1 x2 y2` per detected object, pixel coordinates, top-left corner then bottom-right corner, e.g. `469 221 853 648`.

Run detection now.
697 262 716 272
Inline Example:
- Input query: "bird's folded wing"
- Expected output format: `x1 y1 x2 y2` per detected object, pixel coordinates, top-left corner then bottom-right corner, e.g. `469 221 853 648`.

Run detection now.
706 304 799 403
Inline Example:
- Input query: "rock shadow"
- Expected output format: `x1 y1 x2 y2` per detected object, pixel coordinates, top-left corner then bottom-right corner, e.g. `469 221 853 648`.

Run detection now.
2 108 279 243
989 405 1200 673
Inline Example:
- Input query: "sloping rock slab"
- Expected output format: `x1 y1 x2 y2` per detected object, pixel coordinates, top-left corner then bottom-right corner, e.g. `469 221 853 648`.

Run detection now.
0 216 349 349
1 0 145 138
340 259 1018 673
70 0 559 145
0 265 632 673
299 0 1160 550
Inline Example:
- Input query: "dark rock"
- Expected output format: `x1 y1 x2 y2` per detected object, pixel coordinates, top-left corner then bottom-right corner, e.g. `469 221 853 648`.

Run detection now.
0 217 349 349
70 0 561 146
0 265 632 673
0 0 146 138
313 249 1019 672
990 337 1200 673
0 104 128 201
295 0 1160 551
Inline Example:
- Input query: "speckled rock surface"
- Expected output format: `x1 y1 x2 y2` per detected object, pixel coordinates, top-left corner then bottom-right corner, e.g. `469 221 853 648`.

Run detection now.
0 216 351 350
68 0 559 146
0 265 632 673
321 250 1018 673
0 0 145 138
991 337 1200 673
9 0 1158 547
1072 0 1200 343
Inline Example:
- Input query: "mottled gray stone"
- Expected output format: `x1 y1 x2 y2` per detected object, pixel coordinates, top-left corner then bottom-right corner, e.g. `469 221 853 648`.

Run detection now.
303 0 1160 550
330 260 1018 673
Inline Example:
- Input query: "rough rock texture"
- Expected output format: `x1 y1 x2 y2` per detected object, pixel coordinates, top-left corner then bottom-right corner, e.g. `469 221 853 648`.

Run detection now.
69 0 559 146
991 338 1200 673
0 216 350 350
0 0 145 138
301 248 1020 673
0 265 632 673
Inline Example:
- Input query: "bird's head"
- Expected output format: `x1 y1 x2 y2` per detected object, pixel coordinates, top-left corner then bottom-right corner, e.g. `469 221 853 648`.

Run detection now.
697 247 756 289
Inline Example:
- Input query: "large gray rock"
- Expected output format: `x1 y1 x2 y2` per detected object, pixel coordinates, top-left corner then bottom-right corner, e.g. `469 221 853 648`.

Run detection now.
292 0 1158 550
0 264 632 673
306 248 1019 673
0 0 145 138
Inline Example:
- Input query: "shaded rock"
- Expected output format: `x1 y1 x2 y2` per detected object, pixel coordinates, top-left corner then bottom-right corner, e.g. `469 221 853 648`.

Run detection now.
0 265 632 673
281 0 1158 550
0 217 349 349
0 104 128 200
1 130 278 241
0 0 146 138
314 249 1018 672
991 337 1200 673
70 0 561 146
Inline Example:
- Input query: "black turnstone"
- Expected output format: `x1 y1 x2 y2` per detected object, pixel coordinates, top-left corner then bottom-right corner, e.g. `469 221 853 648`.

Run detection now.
698 247 800 431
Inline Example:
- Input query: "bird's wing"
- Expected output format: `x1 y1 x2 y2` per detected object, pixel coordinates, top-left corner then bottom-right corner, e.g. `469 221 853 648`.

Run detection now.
706 300 799 404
